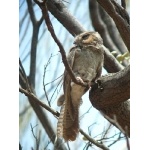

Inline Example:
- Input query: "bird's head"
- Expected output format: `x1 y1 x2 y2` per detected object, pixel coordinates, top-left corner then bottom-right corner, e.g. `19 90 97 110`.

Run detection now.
73 31 103 47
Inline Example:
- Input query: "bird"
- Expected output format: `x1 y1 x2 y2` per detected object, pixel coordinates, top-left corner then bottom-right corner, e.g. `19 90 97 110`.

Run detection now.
57 31 104 141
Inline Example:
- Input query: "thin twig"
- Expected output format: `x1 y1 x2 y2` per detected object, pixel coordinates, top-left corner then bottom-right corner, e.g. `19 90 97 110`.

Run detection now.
104 115 130 149
49 77 63 105
44 141 51 150
98 132 124 143
39 78 63 101
66 142 71 150
45 74 63 85
108 132 122 147
80 129 110 150
125 126 130 150
85 142 92 150
102 123 112 139
30 124 39 150
43 54 53 106
88 122 96 136
80 106 92 119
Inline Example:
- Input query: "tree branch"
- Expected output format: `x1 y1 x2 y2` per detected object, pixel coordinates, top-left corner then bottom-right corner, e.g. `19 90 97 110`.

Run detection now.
45 0 124 73
121 0 126 9
34 0 89 87
19 87 60 117
111 0 129 25
89 0 121 53
89 66 130 136
19 86 111 149
90 65 130 107
26 0 43 88
98 5 127 54
26 0 36 24
96 0 130 51
103 46 124 72
89 0 129 67
19 59 67 150
30 124 40 150
47 0 85 36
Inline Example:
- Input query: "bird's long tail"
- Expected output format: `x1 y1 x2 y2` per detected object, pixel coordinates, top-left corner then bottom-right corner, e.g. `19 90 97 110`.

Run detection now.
57 101 79 141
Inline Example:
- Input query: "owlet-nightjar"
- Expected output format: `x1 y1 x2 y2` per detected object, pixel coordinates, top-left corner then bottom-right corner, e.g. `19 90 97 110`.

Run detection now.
57 31 104 141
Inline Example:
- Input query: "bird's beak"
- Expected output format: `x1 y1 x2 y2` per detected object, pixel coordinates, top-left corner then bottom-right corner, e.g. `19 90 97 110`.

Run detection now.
73 37 78 45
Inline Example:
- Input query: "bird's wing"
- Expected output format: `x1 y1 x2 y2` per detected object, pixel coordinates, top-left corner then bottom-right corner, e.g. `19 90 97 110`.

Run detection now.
64 46 78 120
57 46 79 141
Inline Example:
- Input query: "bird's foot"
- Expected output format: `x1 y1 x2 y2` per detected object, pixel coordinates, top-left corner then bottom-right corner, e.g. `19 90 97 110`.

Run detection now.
76 77 84 84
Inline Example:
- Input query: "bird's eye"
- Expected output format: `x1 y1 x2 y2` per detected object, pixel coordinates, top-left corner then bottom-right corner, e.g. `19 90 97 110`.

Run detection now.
82 34 90 40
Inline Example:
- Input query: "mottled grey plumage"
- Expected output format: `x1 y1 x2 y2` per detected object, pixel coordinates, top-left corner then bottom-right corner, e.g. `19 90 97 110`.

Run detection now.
57 31 104 141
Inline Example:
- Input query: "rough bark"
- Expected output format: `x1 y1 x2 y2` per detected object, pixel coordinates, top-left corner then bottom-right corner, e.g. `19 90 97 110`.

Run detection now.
89 66 130 136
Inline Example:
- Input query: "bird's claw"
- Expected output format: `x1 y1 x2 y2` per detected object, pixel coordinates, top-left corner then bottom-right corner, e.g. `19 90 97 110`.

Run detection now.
76 77 84 84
